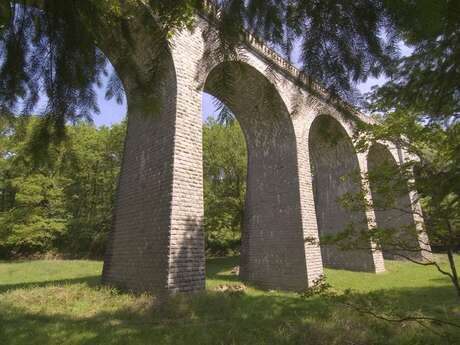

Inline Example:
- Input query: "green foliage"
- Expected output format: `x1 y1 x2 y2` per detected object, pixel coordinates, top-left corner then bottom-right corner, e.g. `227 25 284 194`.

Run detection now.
0 0 196 149
364 112 460 247
370 0 460 121
0 115 248 258
203 117 246 256
0 117 67 255
300 275 332 299
0 117 126 258
0 174 67 255
355 113 460 252
346 1 460 296
332 112 460 298
1 0 430 137
0 1 457 127
58 122 126 256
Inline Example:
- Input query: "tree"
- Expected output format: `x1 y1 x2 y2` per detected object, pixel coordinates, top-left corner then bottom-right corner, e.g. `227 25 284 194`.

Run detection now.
59 121 126 257
0 117 68 256
301 0 460 300
203 116 246 256
0 0 408 146
0 116 126 258
0 0 195 149
0 114 251 258
0 1 457 124
0 173 67 255
370 0 460 122
355 113 460 298
355 0 460 299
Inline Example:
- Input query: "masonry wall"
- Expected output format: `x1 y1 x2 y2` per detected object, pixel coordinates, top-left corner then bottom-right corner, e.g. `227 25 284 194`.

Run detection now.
368 143 429 261
102 55 179 293
204 62 311 290
308 115 379 271
102 13 429 294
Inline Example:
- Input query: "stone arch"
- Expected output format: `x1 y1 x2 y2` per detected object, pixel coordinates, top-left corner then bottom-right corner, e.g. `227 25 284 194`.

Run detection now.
308 114 377 271
367 143 424 260
203 61 309 290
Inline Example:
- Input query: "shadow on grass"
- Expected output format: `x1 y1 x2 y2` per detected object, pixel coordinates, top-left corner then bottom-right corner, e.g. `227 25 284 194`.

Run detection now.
1 257 459 345
1 285 459 345
206 256 240 282
0 275 101 294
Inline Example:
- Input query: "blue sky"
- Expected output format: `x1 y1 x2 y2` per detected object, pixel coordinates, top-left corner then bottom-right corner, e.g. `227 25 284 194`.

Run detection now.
92 83 220 127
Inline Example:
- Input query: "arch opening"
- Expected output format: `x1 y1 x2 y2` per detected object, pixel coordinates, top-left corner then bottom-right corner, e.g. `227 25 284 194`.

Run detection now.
202 61 308 290
367 143 423 260
309 115 375 271
202 92 247 258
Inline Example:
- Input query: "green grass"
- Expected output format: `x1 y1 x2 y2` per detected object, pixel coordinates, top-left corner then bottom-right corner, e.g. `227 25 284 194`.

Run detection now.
1 256 459 345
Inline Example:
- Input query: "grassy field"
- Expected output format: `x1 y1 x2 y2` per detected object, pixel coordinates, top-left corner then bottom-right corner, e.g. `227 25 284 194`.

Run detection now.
0 256 459 345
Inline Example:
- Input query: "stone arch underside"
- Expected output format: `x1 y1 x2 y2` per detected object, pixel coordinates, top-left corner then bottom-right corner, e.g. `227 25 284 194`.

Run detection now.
367 144 424 260
309 115 377 271
204 62 309 291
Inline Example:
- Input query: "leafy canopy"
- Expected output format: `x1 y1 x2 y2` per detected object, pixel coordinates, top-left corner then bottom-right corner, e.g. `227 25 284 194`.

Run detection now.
0 1 433 132
203 116 246 256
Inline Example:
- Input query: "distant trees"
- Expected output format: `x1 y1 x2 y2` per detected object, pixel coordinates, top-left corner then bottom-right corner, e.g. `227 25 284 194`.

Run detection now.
203 117 246 256
0 116 248 259
0 117 126 258
60 121 126 256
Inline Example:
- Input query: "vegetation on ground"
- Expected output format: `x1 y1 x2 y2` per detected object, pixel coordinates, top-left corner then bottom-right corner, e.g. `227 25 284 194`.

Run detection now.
0 256 459 345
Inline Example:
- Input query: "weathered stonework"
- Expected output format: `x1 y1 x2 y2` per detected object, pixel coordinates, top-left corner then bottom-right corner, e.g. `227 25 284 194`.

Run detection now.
308 115 381 272
368 143 432 262
102 12 430 294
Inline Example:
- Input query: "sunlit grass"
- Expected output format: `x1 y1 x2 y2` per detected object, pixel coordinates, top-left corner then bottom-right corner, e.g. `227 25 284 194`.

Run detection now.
0 255 459 345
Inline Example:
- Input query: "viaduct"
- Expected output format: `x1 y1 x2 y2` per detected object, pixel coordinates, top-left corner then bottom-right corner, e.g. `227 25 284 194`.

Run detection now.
101 6 431 294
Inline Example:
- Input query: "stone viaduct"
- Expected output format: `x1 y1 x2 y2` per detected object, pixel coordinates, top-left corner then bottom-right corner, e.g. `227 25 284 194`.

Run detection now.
101 8 430 294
